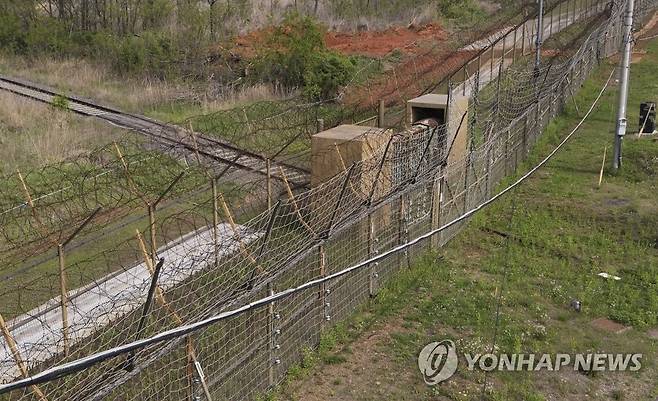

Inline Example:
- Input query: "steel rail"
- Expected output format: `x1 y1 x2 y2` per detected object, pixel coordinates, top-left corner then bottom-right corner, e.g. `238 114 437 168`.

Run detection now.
0 74 310 187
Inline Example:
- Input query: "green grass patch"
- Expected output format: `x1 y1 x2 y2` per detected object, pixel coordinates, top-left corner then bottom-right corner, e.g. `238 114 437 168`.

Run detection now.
267 33 658 401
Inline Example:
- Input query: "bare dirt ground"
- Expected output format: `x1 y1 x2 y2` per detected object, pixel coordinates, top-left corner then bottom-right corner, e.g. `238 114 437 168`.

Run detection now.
325 24 449 57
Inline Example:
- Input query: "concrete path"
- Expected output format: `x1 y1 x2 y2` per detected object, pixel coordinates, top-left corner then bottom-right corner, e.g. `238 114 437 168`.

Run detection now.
0 223 260 383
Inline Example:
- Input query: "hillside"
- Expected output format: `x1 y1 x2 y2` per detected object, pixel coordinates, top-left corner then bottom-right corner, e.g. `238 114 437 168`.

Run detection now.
272 24 658 401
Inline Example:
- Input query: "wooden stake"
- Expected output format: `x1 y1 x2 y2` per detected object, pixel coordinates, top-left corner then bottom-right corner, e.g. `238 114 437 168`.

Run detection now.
189 123 204 166
333 143 359 197
598 146 607 187
16 169 34 209
266 159 272 210
148 204 157 264
136 230 182 324
136 230 198 401
378 99 385 128
16 169 45 230
0 313 49 401
278 167 316 237
217 194 260 270
57 244 70 356
113 142 147 204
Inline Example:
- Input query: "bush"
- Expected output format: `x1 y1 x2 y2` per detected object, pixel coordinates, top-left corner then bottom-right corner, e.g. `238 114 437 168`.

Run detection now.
24 18 72 54
254 13 355 100
0 14 26 53
51 95 69 111
115 32 178 77
438 0 486 26
303 52 355 100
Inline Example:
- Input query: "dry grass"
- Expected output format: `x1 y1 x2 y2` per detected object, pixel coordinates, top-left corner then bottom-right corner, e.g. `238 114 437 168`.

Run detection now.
201 82 295 111
0 92 125 173
0 55 188 113
0 54 291 122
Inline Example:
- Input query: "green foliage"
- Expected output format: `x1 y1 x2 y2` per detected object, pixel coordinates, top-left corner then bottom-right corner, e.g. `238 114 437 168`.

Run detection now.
0 13 26 53
51 95 69 110
254 13 355 100
303 51 356 100
115 32 178 77
256 13 325 88
438 0 486 26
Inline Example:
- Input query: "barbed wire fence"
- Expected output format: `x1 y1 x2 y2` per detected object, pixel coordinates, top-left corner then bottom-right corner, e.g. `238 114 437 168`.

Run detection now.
1 0 657 400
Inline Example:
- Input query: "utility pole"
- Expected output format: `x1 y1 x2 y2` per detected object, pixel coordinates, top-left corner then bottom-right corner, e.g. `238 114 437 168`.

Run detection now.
534 0 545 74
613 0 635 171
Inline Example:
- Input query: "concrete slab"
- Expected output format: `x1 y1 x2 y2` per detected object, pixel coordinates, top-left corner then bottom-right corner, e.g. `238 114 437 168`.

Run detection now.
407 94 449 109
311 124 390 187
312 124 386 142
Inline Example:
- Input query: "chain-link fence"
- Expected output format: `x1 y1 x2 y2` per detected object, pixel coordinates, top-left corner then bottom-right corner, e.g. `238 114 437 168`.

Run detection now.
1 0 656 400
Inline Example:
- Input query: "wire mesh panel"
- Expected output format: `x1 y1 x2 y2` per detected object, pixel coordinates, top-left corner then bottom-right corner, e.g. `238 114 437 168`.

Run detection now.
1 1 656 400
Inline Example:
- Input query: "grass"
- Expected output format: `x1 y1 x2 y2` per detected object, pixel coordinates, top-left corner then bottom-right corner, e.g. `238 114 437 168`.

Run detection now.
0 91 125 173
263 30 658 401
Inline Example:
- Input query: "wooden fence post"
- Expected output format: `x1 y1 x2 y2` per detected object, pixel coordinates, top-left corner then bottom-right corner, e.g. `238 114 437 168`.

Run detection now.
266 159 272 210
57 244 69 356
0 314 49 401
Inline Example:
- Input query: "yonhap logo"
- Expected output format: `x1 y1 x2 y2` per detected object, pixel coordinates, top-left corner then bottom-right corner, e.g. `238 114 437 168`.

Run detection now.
417 340 459 385
418 339 643 386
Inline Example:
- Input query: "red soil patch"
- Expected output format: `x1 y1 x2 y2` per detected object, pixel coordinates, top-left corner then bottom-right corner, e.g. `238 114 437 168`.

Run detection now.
325 24 448 57
232 23 448 59
230 22 474 114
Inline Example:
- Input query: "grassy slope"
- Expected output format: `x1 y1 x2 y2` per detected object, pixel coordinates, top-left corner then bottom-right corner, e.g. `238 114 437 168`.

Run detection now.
266 33 658 401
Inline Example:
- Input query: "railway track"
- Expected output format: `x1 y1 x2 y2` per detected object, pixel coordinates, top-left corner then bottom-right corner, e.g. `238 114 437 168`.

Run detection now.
0 74 310 187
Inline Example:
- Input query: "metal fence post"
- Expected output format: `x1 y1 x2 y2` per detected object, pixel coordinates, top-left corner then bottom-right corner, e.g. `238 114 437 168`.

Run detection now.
397 195 408 270
523 114 529 155
463 151 471 213
485 139 493 198
267 282 278 387
430 174 444 249
367 213 378 297
318 245 328 327
57 244 69 356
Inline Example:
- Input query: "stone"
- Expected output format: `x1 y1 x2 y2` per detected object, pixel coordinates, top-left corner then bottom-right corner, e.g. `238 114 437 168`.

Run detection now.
647 328 658 340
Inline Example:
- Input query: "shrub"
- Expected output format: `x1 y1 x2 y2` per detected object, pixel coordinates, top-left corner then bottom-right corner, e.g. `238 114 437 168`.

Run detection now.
303 51 355 100
254 13 355 100
0 14 26 53
438 0 486 26
24 18 72 54
114 33 178 77
51 95 69 111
